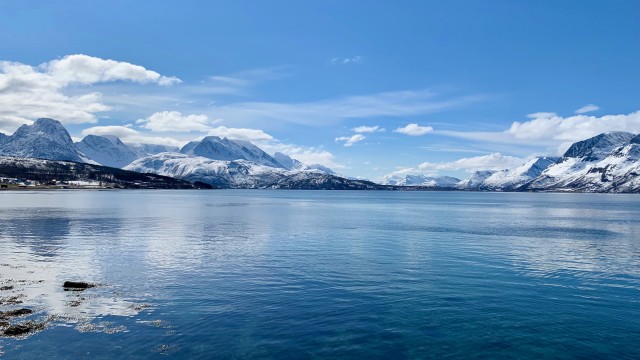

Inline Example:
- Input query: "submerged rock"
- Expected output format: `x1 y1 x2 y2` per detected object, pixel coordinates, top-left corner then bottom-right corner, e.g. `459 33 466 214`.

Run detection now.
2 321 45 337
63 281 95 291
0 308 33 319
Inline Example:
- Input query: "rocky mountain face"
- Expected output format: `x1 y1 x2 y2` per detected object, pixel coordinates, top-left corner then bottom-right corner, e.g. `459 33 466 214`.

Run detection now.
0 156 195 189
0 118 93 163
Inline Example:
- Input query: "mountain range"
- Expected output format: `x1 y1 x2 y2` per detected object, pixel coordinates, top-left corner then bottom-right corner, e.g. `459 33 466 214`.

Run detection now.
0 118 383 190
2 118 640 192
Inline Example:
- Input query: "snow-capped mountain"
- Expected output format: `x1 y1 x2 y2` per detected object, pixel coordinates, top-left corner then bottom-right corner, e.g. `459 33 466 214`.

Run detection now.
0 132 8 145
454 132 640 193
0 118 94 163
562 131 635 160
76 135 139 168
519 134 640 192
180 136 284 168
124 152 382 189
384 174 461 187
479 157 558 190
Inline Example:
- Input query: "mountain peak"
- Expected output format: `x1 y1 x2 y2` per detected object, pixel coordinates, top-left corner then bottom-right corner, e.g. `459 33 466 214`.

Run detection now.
563 132 636 160
0 118 90 162
77 134 138 168
181 136 285 168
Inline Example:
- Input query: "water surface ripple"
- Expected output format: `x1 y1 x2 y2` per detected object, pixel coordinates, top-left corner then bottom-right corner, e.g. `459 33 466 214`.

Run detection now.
0 190 639 359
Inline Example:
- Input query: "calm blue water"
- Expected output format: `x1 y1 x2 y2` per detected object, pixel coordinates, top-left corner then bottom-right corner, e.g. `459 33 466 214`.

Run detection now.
1 190 639 359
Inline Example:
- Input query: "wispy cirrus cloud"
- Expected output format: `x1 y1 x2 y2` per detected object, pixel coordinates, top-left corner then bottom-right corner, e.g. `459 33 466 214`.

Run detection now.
352 125 384 133
575 104 599 114
329 56 363 65
209 89 484 127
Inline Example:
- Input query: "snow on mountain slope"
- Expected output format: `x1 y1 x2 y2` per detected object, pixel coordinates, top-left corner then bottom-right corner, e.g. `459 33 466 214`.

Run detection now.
523 142 640 192
180 136 284 168
124 152 375 189
383 174 461 187
480 157 558 190
0 118 95 163
273 152 304 170
457 170 497 189
0 132 7 145
125 152 297 188
76 135 139 168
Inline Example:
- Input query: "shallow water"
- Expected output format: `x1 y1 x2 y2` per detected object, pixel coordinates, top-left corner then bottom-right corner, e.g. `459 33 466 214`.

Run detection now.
0 190 639 359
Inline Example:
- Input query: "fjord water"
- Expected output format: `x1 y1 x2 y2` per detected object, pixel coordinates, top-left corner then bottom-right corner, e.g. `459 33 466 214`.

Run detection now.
1 191 639 359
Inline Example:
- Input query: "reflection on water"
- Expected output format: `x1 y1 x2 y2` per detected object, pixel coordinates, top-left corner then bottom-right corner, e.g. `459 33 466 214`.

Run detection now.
0 190 639 359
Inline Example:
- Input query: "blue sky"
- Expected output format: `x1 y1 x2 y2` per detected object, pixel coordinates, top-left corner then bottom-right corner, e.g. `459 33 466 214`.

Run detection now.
1 0 639 180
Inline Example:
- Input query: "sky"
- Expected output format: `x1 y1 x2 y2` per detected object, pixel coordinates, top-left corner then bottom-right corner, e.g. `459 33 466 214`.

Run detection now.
0 0 639 181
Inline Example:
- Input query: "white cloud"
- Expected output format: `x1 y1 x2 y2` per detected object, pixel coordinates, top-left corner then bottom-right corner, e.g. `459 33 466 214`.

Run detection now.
394 123 434 136
335 134 365 147
260 142 345 169
352 125 384 133
417 153 524 172
139 111 215 132
80 126 185 147
207 126 273 141
0 54 180 132
45 54 180 86
575 104 599 114
439 110 640 155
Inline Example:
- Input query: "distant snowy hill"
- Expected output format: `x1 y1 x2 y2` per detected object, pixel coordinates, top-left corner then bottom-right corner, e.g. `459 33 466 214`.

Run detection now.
479 157 558 190
456 170 497 190
124 152 382 189
76 135 139 168
384 174 461 188
0 118 94 163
